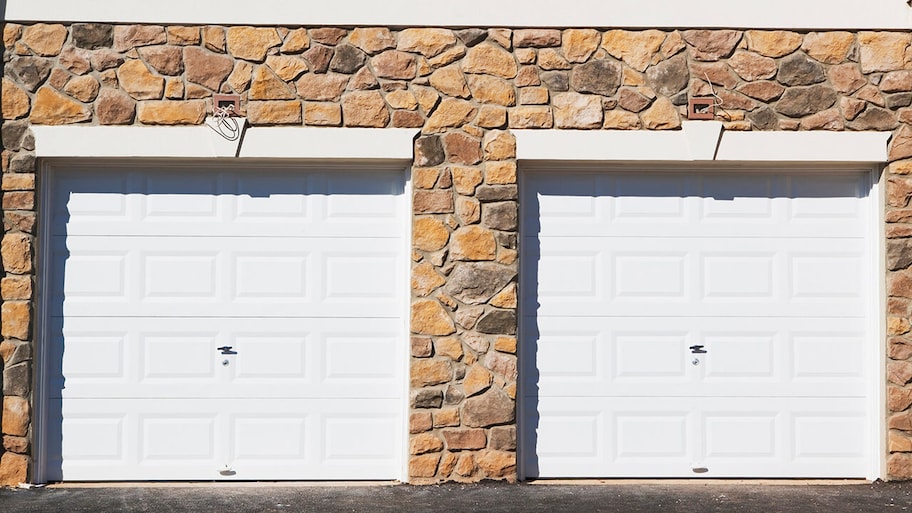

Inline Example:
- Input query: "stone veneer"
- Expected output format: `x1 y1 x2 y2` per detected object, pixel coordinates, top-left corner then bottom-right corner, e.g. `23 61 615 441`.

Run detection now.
3 22 912 485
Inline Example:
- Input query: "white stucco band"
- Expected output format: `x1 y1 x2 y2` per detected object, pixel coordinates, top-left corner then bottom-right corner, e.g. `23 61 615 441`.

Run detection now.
32 125 419 161
514 125 891 163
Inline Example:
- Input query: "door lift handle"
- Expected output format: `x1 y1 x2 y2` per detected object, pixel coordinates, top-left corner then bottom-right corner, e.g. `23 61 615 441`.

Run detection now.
217 346 237 355
689 345 707 354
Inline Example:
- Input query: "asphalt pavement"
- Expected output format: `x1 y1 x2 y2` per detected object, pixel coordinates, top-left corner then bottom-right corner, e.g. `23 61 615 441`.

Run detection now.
1 480 911 513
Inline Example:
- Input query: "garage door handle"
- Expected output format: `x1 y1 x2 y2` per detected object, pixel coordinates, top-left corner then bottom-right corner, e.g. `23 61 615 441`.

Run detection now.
689 345 707 354
217 346 237 355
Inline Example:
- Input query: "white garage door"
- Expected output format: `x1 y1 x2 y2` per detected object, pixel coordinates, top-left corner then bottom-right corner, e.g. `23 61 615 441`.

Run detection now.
521 169 875 478
43 163 407 481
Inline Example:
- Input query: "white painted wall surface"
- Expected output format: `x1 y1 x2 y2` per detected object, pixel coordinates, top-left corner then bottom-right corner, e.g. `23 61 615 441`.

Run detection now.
4 0 912 29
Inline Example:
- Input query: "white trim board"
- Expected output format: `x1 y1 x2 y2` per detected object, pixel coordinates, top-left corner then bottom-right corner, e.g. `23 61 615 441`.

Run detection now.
33 125 418 161
5 0 912 29
514 127 891 163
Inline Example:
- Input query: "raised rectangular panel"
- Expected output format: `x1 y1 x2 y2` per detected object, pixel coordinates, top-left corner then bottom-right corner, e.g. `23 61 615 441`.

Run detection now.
615 333 687 379
613 175 686 219
790 255 862 299
324 173 401 219
323 254 399 300
61 416 125 459
143 255 217 298
141 173 220 218
614 254 685 299
700 175 774 219
794 414 866 457
141 416 216 460
62 334 126 380
232 417 307 459
703 414 777 457
616 414 687 457
702 255 774 299
702 334 776 379
235 173 309 218
234 255 308 298
141 335 216 380
323 335 399 382
792 333 865 379
323 414 399 461
535 333 599 380
788 175 861 220
231 336 308 380
63 254 126 297
537 253 599 298
536 413 601 457
529 174 600 218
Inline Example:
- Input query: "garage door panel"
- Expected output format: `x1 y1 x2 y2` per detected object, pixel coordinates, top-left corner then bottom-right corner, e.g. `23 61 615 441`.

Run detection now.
50 236 404 318
525 237 866 317
48 316 402 400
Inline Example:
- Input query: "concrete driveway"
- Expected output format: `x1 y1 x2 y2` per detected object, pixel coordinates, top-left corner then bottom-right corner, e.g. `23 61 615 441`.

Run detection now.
0 480 910 513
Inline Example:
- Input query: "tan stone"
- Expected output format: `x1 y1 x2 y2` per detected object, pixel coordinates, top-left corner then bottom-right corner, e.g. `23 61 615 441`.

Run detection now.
413 168 440 190
412 261 447 296
342 91 390 127
280 28 310 54
538 48 571 70
414 190 454 214
889 453 912 479
728 51 777 81
348 27 395 55
410 412 433 434
889 386 912 412
799 108 844 131
859 32 911 73
464 364 493 397
889 360 912 386
202 26 226 52
430 66 470 98
435 337 464 361
63 75 100 103
494 336 517 354
371 50 417 80
476 106 507 129
398 28 457 58
562 29 601 63
3 435 29 454
114 25 166 51
299 102 339 126
490 283 517 309
801 32 855 64
265 55 309 82
456 196 481 225
1 276 32 300
167 26 200 45
508 106 553 129
138 100 206 125
462 43 518 79
1 300 28 343
0 452 28 486
603 109 641 129
661 31 686 58
465 75 515 106
2 396 30 436
516 66 541 87
857 84 886 107
409 453 441 478
641 97 680 129
249 66 295 100
224 61 252 93
737 81 785 102
412 299 456 335
888 317 912 336
455 453 476 477
483 131 516 161
681 30 742 61
295 73 349 101
453 166 484 195
117 59 164 100
515 48 536 65
425 98 478 133
413 217 450 252
496 248 517 266
890 431 912 452
553 92 603 129
434 408 460 429
485 162 517 185
828 63 866 95
839 97 865 121
487 28 511 49
519 87 549 105
226 27 282 61
444 132 482 165
411 358 452 388
0 172 32 192
410 433 445 455
476 450 516 480
745 30 802 58
601 30 665 72
21 23 67 56
386 89 418 110
2 78 30 119
30 86 92 125
411 86 440 114
3 192 34 211
451 226 497 261
309 28 347 45
3 23 21 49
427 45 466 69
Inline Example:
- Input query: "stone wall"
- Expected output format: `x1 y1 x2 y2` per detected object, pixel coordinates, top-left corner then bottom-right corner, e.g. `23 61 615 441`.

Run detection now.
2 22 912 485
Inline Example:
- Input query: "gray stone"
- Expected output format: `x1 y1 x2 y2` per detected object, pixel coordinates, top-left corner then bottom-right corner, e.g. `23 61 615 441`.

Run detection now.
72 23 114 49
330 44 367 74
3 342 32 367
888 240 912 271
646 54 689 97
415 135 445 167
671 91 689 106
484 351 517 381
411 389 444 408
9 153 36 173
476 310 517 335
445 385 466 405
495 231 517 249
304 45 334 73
617 88 653 113
775 85 837 117
748 107 779 130
849 107 898 131
489 426 517 451
887 93 912 110
482 202 518 231
540 71 569 91
6 56 53 91
2 121 29 152
776 52 826 86
476 185 518 202
3 363 31 396
90 49 124 71
570 59 621 95
462 387 515 427
445 262 517 305
457 29 488 47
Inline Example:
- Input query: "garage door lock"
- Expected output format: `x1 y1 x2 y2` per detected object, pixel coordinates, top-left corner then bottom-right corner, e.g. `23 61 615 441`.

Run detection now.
689 345 707 354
